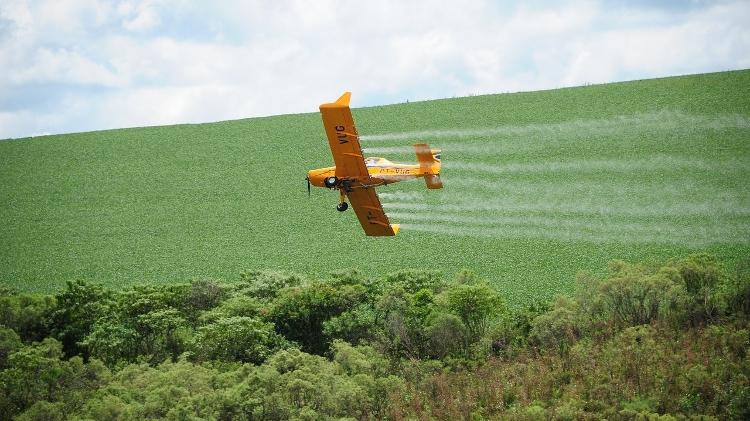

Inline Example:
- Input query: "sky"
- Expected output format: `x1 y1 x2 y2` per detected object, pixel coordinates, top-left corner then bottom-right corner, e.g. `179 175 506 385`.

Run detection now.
1 0 749 139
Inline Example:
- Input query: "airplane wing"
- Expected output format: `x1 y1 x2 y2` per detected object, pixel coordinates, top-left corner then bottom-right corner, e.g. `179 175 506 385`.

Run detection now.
319 92 369 179
347 187 400 236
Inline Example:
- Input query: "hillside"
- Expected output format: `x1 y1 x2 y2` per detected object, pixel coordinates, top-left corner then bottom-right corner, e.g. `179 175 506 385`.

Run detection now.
1 70 749 303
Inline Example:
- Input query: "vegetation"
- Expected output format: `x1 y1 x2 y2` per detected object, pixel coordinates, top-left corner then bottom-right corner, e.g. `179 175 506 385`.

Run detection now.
1 254 748 420
2 70 749 305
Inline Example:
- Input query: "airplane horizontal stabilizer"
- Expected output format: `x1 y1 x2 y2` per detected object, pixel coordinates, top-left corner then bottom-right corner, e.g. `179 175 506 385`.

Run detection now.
424 174 443 189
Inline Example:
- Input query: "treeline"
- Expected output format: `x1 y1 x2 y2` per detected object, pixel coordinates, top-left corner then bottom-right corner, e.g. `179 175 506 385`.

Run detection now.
0 254 748 420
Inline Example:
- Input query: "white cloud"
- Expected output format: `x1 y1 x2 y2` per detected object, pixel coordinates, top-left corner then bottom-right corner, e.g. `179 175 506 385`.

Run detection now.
119 0 161 32
10 47 122 86
0 0 749 139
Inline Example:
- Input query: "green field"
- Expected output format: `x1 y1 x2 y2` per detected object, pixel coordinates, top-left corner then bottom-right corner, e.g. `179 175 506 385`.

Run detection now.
2 70 749 304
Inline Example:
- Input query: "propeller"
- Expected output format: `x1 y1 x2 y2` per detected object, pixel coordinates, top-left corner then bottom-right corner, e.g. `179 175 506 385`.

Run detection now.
306 177 311 196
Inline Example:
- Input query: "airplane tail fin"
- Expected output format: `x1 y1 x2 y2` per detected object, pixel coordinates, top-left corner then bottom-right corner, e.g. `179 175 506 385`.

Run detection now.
414 143 443 189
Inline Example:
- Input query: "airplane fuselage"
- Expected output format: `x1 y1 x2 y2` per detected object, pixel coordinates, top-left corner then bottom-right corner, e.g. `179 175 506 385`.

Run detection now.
307 160 434 189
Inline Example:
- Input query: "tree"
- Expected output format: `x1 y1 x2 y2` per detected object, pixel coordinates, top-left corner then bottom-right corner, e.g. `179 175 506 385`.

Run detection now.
443 282 503 343
0 326 22 369
385 270 445 294
80 317 139 365
529 297 580 358
426 313 467 358
47 280 113 358
135 308 191 363
238 270 304 301
0 293 56 342
377 287 437 359
192 316 290 364
269 282 366 355
0 338 108 418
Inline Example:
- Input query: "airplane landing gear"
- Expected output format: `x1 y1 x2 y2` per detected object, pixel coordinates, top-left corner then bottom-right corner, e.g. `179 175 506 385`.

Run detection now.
337 189 348 212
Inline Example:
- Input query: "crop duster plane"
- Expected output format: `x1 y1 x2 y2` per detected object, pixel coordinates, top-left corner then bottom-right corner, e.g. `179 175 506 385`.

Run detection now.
306 92 443 236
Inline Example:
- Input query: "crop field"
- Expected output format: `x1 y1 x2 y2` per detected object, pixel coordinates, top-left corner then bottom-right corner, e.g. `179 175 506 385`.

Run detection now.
1 70 749 304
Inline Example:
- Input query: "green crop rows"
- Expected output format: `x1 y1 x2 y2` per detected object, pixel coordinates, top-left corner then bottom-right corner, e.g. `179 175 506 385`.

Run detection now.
2 70 749 305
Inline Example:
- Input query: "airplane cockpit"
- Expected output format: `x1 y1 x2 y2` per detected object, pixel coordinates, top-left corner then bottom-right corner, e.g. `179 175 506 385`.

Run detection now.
364 157 393 167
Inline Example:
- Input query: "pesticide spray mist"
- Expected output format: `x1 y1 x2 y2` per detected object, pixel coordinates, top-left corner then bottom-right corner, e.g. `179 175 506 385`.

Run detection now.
365 111 750 246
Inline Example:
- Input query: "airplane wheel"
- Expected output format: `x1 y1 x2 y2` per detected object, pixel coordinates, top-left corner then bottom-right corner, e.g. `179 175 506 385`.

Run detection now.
324 176 337 188
336 202 348 212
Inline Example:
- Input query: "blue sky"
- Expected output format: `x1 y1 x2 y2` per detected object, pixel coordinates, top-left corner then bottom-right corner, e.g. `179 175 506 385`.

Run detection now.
1 0 749 139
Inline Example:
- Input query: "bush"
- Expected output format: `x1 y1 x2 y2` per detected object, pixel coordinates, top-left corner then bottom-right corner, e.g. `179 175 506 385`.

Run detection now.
14 401 66 421
48 280 113 357
80 317 140 365
671 254 728 325
376 287 436 359
0 338 110 419
583 261 685 330
270 281 366 355
0 293 56 342
441 281 503 344
0 326 22 369
185 279 229 320
322 305 377 345
426 313 466 359
1 256 748 420
192 316 290 363
385 269 445 294
198 295 262 324
529 297 580 357
238 270 304 300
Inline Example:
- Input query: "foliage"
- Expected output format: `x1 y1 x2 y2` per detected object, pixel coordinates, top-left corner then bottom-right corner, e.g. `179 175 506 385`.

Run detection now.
441 280 503 344
0 327 22 369
529 296 580 357
192 316 290 364
47 280 113 357
1 256 749 420
269 280 367 354
0 293 55 343
0 338 110 419
238 270 305 301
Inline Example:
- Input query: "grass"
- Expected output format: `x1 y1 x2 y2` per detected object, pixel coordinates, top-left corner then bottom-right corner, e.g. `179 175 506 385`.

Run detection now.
1 70 749 305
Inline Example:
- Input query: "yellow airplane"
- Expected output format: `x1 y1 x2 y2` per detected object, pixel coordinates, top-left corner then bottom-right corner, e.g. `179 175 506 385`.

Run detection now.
307 92 443 236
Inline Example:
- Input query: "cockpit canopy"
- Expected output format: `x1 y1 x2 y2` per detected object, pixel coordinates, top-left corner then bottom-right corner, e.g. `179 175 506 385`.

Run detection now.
364 157 393 166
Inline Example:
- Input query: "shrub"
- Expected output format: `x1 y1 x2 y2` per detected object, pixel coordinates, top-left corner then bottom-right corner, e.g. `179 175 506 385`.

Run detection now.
442 281 504 344
0 338 110 419
14 401 66 421
529 297 580 357
47 280 113 358
238 270 304 300
198 295 262 324
671 254 728 325
192 316 290 363
184 278 229 314
269 281 366 355
0 293 56 342
0 326 22 369
384 270 445 294
426 312 466 359
322 305 377 345
81 317 139 365
376 287 435 359
584 261 685 330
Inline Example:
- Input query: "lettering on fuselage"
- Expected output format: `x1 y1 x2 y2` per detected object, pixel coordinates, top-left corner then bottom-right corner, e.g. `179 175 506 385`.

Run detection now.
375 168 412 175
334 125 348 145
